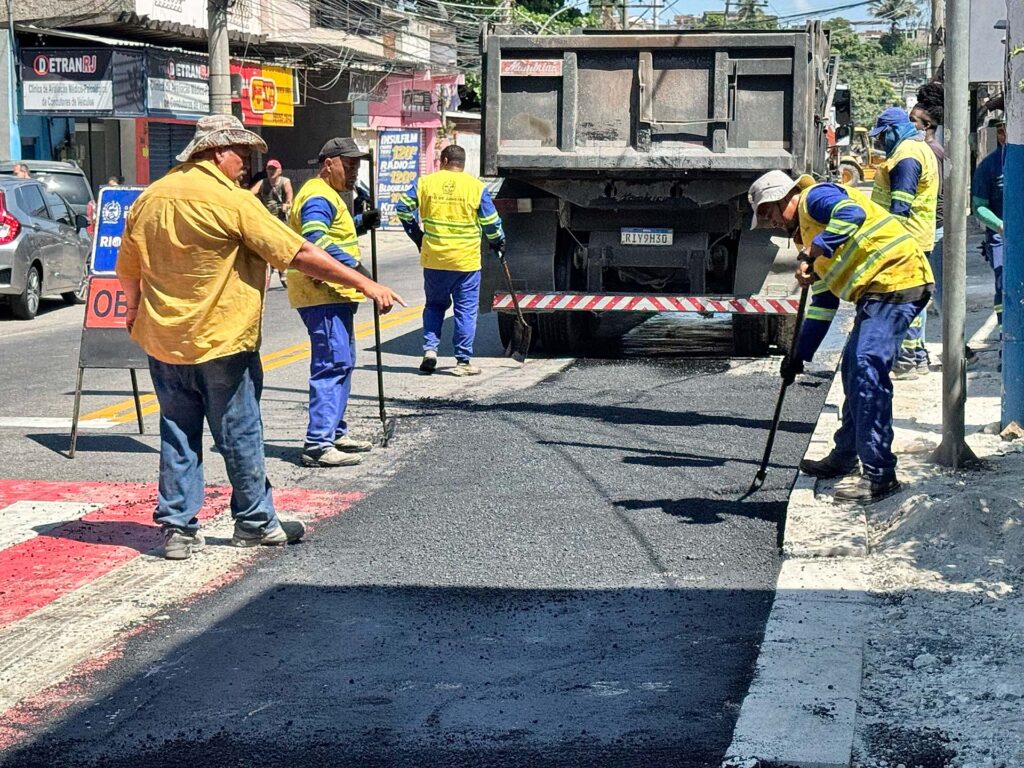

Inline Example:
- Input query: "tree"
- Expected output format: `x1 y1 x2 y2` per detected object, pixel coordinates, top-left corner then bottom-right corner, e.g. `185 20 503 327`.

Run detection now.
870 0 919 34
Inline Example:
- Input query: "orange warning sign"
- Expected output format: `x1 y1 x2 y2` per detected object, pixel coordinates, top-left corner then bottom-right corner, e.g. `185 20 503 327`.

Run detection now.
83 277 132 329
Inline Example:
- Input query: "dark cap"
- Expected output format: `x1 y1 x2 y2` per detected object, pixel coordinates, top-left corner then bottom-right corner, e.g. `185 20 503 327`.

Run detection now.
318 137 370 162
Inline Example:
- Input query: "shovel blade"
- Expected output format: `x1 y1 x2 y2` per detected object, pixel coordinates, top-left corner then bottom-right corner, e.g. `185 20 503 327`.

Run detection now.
505 319 532 363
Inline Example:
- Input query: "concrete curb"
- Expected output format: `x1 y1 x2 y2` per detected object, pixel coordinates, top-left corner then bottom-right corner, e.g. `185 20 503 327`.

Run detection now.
724 307 873 768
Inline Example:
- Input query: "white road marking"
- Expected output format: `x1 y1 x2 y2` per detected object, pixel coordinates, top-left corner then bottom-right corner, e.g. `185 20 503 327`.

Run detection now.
0 417 119 430
0 501 104 551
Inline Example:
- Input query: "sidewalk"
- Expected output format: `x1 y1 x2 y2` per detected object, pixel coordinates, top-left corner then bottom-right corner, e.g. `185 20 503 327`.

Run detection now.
726 231 1024 767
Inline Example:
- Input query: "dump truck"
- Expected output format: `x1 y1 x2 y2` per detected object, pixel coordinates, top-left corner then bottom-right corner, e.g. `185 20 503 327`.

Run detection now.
478 23 837 354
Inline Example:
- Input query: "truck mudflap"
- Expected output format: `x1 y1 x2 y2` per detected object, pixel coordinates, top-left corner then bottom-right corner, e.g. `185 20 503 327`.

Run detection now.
492 292 800 315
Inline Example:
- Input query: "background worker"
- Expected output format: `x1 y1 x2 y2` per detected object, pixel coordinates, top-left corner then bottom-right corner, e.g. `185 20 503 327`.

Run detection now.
750 170 933 503
116 115 404 561
252 159 293 287
868 107 939 378
288 138 382 468
972 116 1006 348
395 145 504 376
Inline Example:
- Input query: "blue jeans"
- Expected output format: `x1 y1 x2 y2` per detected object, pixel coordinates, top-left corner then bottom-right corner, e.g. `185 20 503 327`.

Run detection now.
149 352 277 534
831 298 928 483
423 268 481 361
298 302 357 449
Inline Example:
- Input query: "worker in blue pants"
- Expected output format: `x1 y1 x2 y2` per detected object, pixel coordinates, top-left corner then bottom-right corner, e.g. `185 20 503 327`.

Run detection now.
750 170 933 503
972 117 1006 344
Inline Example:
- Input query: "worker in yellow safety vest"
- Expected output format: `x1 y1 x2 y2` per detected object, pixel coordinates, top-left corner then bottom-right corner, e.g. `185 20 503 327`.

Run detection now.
868 107 940 377
395 145 504 376
749 170 933 504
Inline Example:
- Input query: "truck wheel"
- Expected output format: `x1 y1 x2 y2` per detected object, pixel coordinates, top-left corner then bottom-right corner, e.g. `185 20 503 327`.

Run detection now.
732 315 770 356
537 312 596 355
839 162 861 185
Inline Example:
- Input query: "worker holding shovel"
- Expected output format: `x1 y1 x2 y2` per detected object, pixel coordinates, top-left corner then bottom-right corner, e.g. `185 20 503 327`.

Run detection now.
748 170 933 504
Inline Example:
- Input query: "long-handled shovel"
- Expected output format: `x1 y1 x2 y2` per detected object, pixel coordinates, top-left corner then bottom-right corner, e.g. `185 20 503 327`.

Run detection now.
496 247 532 363
367 150 396 447
745 283 810 495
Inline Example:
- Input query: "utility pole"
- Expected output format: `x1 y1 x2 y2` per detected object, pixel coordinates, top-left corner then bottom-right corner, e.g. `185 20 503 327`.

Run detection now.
929 0 944 77
1003 0 1024 427
932 0 974 467
207 0 231 115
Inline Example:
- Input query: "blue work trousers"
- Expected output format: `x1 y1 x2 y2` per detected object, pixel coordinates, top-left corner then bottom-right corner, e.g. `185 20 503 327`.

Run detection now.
897 250 931 367
423 268 481 361
832 297 928 483
149 351 277 534
298 302 357 449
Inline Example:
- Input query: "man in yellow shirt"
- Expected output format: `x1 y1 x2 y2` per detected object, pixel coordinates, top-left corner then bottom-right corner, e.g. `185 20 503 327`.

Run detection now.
116 115 405 560
287 137 381 468
396 145 504 376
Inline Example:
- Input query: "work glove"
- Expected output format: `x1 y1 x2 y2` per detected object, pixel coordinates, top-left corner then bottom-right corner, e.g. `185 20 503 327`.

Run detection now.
355 208 381 234
489 239 506 258
779 355 804 385
411 231 424 250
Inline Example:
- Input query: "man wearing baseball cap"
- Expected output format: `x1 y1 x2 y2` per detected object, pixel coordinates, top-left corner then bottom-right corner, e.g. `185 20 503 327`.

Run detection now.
867 107 940 377
748 168 933 503
287 137 383 467
116 116 405 559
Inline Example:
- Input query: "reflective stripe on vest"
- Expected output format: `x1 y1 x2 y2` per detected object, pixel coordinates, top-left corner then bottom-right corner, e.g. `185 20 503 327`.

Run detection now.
870 138 939 251
417 170 485 272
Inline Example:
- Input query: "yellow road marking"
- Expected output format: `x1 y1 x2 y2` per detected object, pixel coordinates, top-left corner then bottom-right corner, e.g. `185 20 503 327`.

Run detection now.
80 304 423 424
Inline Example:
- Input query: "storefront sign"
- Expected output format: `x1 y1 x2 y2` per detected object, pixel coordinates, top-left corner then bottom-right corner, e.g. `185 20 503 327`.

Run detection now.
376 130 420 231
232 61 295 127
147 50 209 118
21 49 145 116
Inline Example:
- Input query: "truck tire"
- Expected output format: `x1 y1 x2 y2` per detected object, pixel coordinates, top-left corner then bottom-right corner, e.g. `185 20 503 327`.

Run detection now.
537 312 596 355
839 162 861 186
732 315 770 356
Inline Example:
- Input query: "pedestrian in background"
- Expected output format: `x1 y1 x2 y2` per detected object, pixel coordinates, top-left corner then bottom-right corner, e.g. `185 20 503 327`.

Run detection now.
288 138 382 468
396 145 504 376
750 170 933 503
972 116 1006 350
868 107 939 378
116 115 404 560
252 159 294 287
12 163 30 179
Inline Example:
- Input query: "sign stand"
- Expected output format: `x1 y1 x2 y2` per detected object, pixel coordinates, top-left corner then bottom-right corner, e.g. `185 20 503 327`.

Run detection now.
68 186 148 458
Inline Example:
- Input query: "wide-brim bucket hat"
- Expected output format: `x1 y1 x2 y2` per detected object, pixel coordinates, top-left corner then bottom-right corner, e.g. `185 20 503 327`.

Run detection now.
176 114 268 163
747 170 799 230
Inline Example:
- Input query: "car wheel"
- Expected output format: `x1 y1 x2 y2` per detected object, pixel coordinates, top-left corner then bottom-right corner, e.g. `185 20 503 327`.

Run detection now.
11 263 42 320
62 271 89 305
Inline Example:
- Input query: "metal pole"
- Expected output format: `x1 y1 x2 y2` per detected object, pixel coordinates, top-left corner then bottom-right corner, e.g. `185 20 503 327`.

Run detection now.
207 0 231 115
86 117 94 190
932 0 973 467
1003 3 1024 426
929 0 944 77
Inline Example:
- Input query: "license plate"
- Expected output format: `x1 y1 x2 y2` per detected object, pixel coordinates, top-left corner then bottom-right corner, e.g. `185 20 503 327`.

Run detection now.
621 228 673 246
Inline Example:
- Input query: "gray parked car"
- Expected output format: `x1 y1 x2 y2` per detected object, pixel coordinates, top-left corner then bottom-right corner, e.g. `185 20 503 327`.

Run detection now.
0 160 94 220
0 177 91 319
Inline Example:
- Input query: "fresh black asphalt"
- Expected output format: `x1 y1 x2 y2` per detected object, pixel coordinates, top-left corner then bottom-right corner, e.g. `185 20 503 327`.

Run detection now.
1 334 832 767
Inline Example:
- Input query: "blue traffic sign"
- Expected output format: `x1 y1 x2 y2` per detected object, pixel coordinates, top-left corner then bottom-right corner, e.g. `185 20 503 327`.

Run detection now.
90 186 144 275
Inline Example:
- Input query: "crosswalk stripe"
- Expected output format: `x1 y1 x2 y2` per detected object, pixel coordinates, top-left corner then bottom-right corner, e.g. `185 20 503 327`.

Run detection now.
0 501 104 551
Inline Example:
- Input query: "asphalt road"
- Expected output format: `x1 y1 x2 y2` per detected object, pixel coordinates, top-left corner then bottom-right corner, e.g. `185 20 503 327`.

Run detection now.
0 241 832 767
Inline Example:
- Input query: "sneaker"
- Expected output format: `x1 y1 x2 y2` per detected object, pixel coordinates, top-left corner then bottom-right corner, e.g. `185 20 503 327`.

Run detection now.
915 362 931 376
891 362 918 381
965 346 979 367
301 446 363 467
231 519 306 548
333 434 373 453
452 360 481 377
833 476 901 504
419 350 438 374
799 453 859 479
162 529 205 561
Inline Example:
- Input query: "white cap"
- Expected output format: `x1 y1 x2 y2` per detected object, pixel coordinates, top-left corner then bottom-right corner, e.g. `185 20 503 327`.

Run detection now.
747 170 799 230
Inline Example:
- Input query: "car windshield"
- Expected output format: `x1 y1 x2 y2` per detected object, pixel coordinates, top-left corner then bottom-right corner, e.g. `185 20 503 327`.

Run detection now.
33 172 91 205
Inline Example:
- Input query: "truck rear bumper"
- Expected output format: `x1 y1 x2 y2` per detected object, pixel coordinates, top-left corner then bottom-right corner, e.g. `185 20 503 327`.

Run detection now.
493 292 800 315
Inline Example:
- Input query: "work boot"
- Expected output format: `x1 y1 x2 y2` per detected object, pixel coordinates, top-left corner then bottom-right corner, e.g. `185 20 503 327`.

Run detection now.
833 476 901 504
334 434 373 453
965 346 979 367
162 529 205 561
419 350 438 374
301 446 363 467
799 452 859 479
891 361 918 380
231 519 306 548
452 360 481 377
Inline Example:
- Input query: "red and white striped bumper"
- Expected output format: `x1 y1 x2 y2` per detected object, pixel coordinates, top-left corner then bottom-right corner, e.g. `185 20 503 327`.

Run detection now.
493 292 800 314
